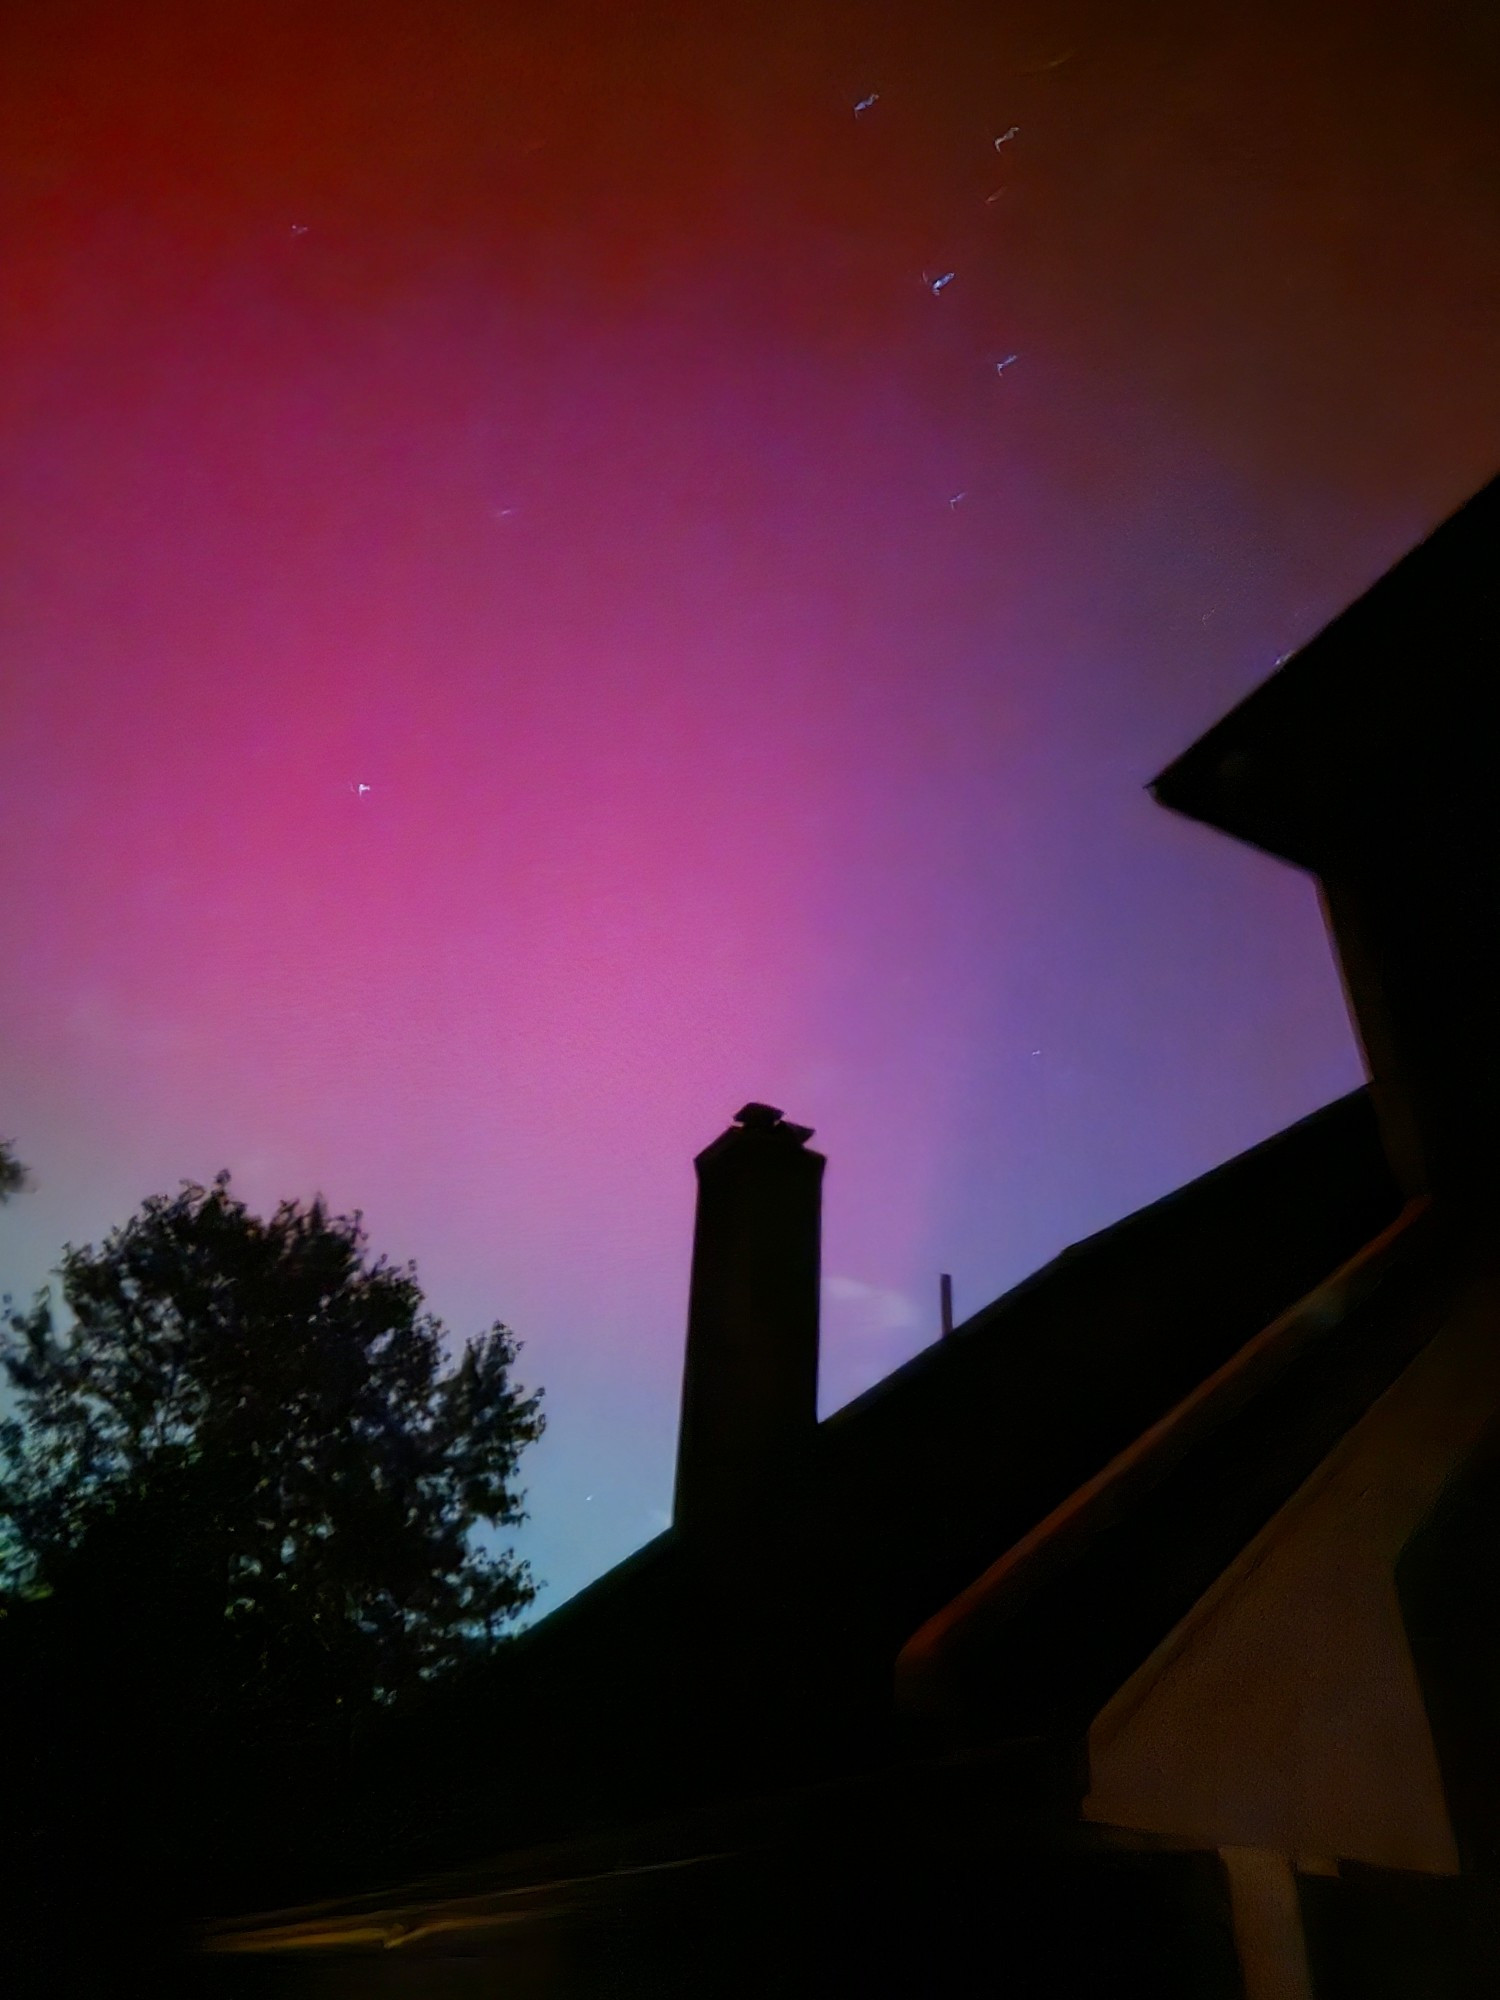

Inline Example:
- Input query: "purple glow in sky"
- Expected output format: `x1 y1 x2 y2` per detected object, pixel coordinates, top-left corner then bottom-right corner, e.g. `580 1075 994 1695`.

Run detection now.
3 0 1499 1612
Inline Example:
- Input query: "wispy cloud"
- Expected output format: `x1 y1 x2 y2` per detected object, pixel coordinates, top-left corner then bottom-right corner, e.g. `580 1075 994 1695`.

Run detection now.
824 1274 924 1334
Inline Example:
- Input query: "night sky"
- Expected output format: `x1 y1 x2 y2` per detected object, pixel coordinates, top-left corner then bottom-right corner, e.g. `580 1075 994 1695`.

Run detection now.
4 0 1499 1614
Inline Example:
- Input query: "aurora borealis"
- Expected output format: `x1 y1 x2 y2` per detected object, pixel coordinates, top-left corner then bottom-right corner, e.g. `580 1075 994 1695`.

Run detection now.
4 0 1499 1610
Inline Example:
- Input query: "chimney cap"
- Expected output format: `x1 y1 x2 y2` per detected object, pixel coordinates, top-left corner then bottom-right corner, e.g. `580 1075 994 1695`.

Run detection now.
729 1102 816 1144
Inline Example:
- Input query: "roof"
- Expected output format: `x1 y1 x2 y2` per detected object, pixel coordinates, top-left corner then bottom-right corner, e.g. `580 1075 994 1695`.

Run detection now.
290 1086 1399 1901
1149 472 1500 871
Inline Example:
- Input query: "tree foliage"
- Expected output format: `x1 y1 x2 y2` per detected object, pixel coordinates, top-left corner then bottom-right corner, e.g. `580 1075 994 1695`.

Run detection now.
0 1136 29 1202
0 1171 545 1737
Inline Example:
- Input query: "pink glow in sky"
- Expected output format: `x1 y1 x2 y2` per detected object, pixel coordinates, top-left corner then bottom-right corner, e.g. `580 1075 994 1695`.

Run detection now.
4 0 1499 1609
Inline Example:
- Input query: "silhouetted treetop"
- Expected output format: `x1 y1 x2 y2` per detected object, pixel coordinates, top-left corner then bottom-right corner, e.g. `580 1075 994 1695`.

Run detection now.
0 1137 29 1203
0 1170 544 1722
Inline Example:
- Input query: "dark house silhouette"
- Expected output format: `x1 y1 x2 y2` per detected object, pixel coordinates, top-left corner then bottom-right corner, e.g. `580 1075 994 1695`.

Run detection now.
197 472 1500 1998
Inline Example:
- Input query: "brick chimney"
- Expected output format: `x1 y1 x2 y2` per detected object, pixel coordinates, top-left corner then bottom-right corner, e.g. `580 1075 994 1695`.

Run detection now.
673 1104 825 1538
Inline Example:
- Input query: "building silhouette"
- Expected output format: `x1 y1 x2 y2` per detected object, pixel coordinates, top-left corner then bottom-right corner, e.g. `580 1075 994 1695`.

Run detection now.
196 472 1500 1997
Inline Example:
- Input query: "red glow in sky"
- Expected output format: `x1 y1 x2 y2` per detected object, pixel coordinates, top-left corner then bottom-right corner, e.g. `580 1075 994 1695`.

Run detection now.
4 0 1499 1607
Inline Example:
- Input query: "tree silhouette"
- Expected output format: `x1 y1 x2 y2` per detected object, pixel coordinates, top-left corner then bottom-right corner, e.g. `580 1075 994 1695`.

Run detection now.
0 1136 29 1202
0 1171 546 1978
0 1171 544 1725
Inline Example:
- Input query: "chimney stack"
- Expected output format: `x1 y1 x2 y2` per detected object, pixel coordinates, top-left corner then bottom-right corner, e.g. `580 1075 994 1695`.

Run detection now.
673 1104 825 1538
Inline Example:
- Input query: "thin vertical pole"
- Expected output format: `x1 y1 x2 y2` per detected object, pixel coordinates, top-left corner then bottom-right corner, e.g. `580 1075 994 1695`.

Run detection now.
1218 1848 1316 2000
940 1272 954 1338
